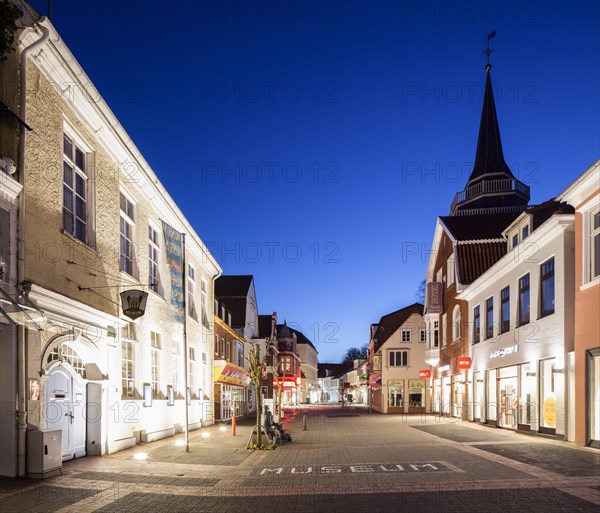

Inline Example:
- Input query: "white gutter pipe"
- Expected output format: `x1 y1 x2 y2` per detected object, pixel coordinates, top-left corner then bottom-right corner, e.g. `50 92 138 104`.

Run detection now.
16 18 50 478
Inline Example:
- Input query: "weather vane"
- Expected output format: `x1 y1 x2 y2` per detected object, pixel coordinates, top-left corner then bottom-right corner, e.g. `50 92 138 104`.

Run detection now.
483 31 496 71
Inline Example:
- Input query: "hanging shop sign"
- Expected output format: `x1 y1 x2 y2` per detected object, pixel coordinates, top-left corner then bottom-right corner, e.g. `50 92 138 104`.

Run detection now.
426 282 443 314
120 289 148 320
490 344 519 359
419 369 431 379
438 364 450 372
373 355 382 372
457 357 472 369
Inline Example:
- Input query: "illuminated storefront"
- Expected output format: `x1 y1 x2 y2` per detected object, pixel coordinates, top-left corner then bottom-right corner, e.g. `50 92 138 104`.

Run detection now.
213 361 250 421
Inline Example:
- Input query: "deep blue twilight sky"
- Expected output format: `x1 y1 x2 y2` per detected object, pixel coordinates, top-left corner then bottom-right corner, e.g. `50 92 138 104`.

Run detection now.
28 0 599 362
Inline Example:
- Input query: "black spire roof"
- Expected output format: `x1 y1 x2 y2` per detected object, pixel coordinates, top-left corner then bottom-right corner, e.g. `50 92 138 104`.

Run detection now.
468 70 514 183
449 64 530 216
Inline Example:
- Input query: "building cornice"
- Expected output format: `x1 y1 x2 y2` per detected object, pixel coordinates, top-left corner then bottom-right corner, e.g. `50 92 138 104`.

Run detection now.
29 283 122 335
18 20 221 274
215 315 244 342
559 159 600 206
0 172 23 204
457 214 575 301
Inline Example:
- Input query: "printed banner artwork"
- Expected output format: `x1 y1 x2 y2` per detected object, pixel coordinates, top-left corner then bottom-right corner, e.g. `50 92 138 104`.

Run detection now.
426 282 443 314
161 221 185 323
373 355 382 372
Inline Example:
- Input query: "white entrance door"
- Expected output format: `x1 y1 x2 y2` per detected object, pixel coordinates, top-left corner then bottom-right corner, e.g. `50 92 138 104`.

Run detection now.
46 367 86 460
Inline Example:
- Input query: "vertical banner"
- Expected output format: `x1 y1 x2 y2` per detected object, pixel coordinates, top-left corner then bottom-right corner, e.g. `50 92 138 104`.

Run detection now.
161 221 185 323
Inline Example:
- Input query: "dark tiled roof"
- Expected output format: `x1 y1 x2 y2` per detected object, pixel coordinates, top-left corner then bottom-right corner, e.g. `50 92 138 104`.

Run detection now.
440 212 520 241
456 242 506 285
276 322 293 339
217 297 247 329
258 315 275 338
373 303 423 353
317 363 352 379
290 328 317 351
215 275 253 297
530 199 575 230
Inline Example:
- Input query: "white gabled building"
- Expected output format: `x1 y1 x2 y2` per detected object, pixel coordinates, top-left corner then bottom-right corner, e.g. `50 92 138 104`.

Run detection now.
0 2 220 477
457 200 575 439
368 303 428 414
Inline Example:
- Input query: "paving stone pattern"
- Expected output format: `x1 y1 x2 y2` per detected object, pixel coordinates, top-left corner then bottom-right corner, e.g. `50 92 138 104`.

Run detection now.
411 423 517 443
93 488 597 513
0 407 598 513
0 486 100 513
474 443 600 477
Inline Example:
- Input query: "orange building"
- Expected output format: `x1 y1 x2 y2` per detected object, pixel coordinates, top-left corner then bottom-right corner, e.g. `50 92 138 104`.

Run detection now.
559 159 600 448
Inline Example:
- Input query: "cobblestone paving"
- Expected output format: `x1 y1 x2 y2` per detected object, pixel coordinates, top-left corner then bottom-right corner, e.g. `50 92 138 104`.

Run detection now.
1 407 599 513
473 442 600 477
411 423 516 442
91 488 596 513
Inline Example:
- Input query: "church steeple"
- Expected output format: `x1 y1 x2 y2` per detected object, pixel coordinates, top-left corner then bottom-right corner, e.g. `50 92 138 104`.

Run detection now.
450 34 530 216
468 70 514 183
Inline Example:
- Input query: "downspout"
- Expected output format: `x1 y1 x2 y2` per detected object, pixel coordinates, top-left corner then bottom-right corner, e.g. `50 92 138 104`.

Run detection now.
210 266 222 424
16 18 50 478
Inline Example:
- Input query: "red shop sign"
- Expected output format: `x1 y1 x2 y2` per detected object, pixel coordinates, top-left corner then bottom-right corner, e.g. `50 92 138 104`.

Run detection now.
457 357 472 369
419 369 431 379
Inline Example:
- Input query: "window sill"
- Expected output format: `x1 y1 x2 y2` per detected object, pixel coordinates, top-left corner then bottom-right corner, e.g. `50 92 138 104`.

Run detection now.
60 229 99 256
120 270 141 284
538 311 555 321
580 276 600 291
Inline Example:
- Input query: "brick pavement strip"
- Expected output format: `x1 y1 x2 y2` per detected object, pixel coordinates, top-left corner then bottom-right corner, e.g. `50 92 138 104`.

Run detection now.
1 407 598 513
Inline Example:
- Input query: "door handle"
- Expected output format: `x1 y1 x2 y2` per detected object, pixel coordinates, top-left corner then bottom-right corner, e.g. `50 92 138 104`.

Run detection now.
65 412 74 423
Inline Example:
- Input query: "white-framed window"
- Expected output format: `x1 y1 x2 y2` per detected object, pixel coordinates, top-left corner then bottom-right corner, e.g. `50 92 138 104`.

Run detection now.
389 350 408 367
121 340 135 399
522 224 529 240
119 191 136 276
188 264 197 320
200 277 209 327
63 130 94 246
442 313 447 348
401 330 411 342
148 223 162 295
150 331 162 396
592 208 600 280
447 253 454 288
172 354 179 396
452 305 461 342
420 329 426 342
188 346 196 390
512 233 519 249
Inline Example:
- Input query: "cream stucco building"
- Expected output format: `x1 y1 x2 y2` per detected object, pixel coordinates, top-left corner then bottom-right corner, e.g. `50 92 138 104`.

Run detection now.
0 2 220 477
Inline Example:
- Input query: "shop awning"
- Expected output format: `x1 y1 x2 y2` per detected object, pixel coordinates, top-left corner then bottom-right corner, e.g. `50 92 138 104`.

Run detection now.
214 360 251 387
0 284 45 330
369 373 381 386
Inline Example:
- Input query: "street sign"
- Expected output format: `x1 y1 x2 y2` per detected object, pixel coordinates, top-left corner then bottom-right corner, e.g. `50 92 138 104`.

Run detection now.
457 357 472 369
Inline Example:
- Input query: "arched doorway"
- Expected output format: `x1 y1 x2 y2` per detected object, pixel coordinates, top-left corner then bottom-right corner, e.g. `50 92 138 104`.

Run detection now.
42 339 89 461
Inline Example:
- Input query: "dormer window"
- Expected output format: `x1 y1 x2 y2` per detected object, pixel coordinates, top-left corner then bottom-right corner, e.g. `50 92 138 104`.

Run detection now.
522 224 529 240
512 234 519 249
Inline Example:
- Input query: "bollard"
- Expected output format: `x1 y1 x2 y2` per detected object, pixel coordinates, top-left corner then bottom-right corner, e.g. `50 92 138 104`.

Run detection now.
232 415 236 436
302 414 307 431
